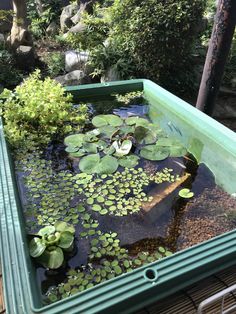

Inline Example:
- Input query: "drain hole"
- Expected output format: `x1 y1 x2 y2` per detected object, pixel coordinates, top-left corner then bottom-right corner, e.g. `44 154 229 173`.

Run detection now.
144 268 158 282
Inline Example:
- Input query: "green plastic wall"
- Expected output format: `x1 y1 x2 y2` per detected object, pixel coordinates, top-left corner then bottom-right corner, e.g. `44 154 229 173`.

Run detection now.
0 80 236 314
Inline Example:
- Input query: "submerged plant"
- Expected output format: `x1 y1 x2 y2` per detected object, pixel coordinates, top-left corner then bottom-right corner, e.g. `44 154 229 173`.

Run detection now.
29 221 75 269
64 114 187 174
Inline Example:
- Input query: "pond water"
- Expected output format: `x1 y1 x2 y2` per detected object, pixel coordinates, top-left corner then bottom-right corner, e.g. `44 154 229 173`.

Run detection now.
14 92 236 304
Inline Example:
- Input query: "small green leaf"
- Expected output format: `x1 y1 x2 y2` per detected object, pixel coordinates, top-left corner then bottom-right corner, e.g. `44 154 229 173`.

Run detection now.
29 237 46 257
38 246 64 269
38 225 55 237
178 188 194 199
58 231 74 249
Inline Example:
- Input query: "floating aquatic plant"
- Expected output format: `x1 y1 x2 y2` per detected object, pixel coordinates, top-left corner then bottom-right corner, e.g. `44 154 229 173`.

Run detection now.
29 221 75 269
73 167 179 217
64 114 187 174
178 188 194 199
46 223 173 303
15 150 79 231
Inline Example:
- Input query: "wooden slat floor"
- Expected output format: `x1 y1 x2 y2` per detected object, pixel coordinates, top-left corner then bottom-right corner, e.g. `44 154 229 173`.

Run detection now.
1 264 236 314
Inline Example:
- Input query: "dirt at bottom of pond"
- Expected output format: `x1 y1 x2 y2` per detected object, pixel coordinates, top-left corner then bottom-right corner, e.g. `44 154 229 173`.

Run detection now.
177 187 236 250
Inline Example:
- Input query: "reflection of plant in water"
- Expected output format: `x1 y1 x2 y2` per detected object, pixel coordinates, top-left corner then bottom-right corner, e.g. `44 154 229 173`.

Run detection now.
113 91 144 104
64 114 187 174
29 222 75 269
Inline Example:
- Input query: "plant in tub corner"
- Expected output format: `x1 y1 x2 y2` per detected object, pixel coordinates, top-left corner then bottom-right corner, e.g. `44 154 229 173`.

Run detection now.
0 70 88 149
29 221 75 269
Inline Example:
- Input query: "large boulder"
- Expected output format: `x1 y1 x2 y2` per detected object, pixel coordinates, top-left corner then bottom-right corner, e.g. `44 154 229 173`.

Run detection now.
65 50 89 72
15 45 35 70
55 70 91 86
60 3 79 33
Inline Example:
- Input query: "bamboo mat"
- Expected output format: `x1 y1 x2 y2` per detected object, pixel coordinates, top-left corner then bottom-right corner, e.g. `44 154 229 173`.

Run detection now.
0 264 236 314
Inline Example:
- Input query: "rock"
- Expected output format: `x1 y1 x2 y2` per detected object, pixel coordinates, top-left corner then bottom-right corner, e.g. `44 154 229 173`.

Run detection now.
68 22 86 34
65 50 89 72
15 45 35 70
71 0 94 25
55 70 91 86
60 3 79 33
101 67 121 83
46 21 58 37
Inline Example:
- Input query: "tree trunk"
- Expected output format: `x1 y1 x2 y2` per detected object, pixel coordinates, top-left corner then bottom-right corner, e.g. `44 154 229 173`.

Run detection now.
8 0 33 49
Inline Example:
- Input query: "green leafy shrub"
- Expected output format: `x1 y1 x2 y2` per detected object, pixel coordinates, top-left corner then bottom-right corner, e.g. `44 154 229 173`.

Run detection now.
105 0 206 94
43 52 65 77
0 70 88 148
27 0 61 38
89 40 136 79
29 221 75 269
65 5 109 51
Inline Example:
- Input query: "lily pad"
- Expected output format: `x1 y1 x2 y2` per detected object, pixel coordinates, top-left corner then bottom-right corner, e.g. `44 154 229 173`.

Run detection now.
96 155 118 174
92 115 108 127
99 125 117 138
178 188 194 199
118 155 140 168
79 154 100 174
69 150 86 158
65 146 79 153
83 142 98 154
140 145 169 161
105 114 123 127
155 137 187 157
64 134 84 147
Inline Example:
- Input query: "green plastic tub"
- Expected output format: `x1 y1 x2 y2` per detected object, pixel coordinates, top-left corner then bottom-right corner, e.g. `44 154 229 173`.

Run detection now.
1 79 236 314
